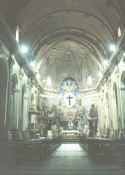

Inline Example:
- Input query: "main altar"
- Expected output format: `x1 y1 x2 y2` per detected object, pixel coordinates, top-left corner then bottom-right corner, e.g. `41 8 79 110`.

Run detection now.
61 130 79 141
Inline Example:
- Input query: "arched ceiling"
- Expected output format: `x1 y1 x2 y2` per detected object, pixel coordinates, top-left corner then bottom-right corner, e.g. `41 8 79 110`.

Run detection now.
1 0 125 91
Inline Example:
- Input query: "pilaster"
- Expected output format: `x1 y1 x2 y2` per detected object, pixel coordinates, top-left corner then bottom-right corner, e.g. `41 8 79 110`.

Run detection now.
116 71 124 138
18 68 24 132
22 95 28 131
13 89 19 129
7 55 15 132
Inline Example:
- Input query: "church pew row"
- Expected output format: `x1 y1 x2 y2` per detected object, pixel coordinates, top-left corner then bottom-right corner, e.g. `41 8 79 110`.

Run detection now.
79 137 125 158
1 138 62 165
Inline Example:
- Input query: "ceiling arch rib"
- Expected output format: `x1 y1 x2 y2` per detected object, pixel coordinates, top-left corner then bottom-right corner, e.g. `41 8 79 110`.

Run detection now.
37 39 101 91
30 28 108 61
35 38 102 75
36 40 101 72
58 53 81 76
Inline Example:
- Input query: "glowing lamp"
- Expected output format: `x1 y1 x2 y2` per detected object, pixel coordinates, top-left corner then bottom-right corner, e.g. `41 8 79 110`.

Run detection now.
30 62 35 67
21 46 28 53
103 60 108 65
109 44 116 51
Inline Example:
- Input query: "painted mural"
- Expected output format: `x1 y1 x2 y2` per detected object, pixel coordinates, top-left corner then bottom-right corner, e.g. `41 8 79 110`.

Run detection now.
42 91 57 118
58 78 82 121
82 96 99 118
58 78 81 108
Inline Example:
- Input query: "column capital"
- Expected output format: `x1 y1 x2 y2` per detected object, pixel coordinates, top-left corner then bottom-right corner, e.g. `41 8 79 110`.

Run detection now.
13 89 19 93
19 69 24 79
120 87 125 90
111 94 116 98
23 96 28 100
28 82 32 89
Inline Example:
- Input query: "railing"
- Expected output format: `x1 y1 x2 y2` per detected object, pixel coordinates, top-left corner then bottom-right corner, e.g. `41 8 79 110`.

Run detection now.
79 137 125 157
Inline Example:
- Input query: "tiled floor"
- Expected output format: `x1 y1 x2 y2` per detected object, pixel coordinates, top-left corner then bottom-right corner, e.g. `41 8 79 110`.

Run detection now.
0 144 125 175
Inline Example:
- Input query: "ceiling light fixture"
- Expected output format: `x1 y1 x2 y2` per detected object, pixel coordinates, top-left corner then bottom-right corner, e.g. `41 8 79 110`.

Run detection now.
109 44 116 51
30 62 35 67
21 45 28 53
103 59 108 66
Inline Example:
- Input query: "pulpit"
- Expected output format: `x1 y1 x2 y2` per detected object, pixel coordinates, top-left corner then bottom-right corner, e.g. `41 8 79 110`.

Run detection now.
88 118 98 138
29 110 41 139
29 123 38 138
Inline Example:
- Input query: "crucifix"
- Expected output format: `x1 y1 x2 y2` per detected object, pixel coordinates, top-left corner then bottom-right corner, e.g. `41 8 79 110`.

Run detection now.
66 95 73 105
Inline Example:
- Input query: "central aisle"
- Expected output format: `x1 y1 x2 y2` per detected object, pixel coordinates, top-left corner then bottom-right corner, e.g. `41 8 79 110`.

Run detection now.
0 144 125 175
40 144 90 174
35 144 125 175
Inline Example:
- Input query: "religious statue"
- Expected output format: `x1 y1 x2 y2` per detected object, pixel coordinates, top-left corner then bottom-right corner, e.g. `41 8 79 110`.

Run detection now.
67 80 72 91
62 81 67 90
74 118 78 128
68 118 74 129
89 104 98 118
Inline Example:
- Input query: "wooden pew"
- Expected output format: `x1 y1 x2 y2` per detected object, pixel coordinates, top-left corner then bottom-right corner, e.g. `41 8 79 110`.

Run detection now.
79 137 125 158
1 138 62 165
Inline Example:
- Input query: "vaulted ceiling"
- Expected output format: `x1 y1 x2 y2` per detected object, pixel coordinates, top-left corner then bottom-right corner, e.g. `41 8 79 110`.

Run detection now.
1 0 125 91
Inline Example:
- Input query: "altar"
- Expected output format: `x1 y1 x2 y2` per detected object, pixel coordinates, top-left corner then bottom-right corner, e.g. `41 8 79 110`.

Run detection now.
61 130 79 138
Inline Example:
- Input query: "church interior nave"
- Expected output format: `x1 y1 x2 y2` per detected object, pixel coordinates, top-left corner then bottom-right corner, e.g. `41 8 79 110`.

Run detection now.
0 0 125 174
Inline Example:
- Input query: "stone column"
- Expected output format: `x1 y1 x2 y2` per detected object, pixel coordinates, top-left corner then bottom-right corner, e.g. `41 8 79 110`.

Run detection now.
108 82 113 138
40 94 43 110
97 96 101 136
10 94 14 129
112 92 118 138
116 72 123 138
105 101 110 136
34 89 37 110
100 96 104 134
120 87 125 138
22 95 28 131
13 89 19 129
7 56 14 133
22 95 29 140
27 81 32 132
18 69 24 132
110 93 115 138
